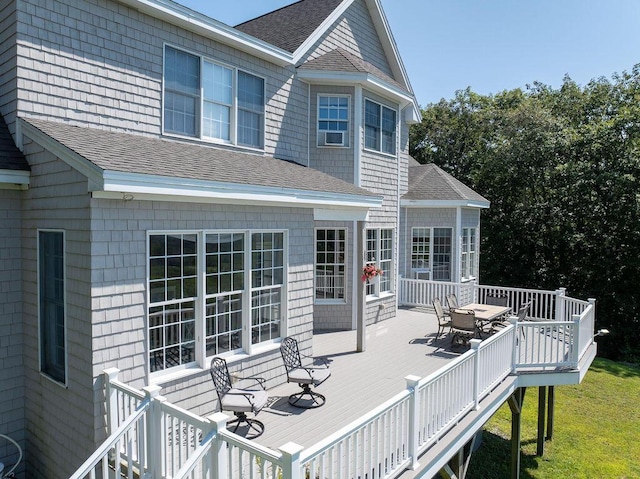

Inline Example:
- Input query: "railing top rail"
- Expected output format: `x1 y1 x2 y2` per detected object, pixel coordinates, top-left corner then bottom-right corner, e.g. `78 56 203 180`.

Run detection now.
301 388 411 461
69 398 151 479
109 378 146 401
417 346 476 388
475 283 559 295
219 429 284 461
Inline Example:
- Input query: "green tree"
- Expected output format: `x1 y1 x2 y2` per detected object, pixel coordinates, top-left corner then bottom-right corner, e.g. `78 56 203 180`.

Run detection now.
410 67 640 361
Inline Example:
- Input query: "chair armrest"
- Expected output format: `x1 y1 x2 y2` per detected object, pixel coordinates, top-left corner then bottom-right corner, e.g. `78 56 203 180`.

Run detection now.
236 376 266 390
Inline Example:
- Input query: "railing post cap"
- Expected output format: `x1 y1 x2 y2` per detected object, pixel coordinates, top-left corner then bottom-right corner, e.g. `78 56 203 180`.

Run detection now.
588 298 596 304
279 442 305 455
103 367 120 379
142 384 162 398
209 412 231 425
405 374 421 384
469 339 482 349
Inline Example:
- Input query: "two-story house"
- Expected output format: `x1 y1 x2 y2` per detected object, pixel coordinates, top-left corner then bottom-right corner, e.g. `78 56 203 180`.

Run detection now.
0 0 489 477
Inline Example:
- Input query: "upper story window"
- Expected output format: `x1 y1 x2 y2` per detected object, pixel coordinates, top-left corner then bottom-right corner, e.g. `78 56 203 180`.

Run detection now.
461 227 477 280
318 95 349 147
364 99 396 155
163 46 265 149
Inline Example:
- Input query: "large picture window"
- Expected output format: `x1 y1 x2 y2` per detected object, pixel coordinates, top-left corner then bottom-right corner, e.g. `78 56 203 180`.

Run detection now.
39 230 66 384
164 46 265 149
315 228 346 301
365 228 394 297
411 227 452 281
148 230 285 374
364 99 396 155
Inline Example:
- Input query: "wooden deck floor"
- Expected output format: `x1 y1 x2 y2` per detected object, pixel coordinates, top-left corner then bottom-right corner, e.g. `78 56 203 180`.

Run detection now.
253 307 463 451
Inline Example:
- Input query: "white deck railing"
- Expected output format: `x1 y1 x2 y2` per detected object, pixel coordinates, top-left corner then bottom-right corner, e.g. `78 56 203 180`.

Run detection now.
72 283 596 479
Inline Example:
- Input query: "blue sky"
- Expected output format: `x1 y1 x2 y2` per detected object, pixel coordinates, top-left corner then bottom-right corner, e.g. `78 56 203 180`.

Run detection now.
174 0 640 107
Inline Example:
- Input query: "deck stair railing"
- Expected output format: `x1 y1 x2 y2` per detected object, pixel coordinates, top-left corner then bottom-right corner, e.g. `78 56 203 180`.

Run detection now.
72 282 596 479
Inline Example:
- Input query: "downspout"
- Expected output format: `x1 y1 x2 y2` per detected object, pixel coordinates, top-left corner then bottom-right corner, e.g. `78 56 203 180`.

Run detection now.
395 108 401 310
307 82 311 167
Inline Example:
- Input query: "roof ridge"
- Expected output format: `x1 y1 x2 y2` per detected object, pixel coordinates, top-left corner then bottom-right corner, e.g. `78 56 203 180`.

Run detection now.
333 47 364 72
433 164 467 199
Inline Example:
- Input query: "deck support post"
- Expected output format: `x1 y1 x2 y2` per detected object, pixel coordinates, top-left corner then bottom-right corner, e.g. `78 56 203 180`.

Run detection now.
546 386 555 440
508 387 526 479
537 386 546 456
356 220 366 352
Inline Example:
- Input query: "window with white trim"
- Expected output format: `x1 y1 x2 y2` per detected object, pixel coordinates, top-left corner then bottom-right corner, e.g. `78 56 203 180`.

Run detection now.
315 228 347 301
317 95 349 147
364 99 396 154
411 227 452 281
365 228 394 297
164 46 265 149
39 230 66 384
461 228 477 280
148 230 285 374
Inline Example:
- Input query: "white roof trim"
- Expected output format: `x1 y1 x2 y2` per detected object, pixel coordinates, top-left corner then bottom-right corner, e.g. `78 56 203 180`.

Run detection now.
117 0 293 66
96 171 383 210
0 169 30 189
401 199 491 209
297 70 413 108
292 0 355 63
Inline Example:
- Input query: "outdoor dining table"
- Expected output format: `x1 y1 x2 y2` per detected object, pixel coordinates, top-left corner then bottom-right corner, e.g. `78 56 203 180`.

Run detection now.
459 303 512 329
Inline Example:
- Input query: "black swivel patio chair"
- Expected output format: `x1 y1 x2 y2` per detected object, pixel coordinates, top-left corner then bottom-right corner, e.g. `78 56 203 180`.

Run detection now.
209 357 268 439
280 336 331 409
432 297 452 340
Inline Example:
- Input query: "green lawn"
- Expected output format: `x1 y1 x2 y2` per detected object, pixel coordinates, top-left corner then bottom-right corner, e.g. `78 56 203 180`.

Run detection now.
468 358 640 479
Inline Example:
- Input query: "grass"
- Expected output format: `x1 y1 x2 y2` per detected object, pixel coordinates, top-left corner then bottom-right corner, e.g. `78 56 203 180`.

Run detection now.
468 358 640 479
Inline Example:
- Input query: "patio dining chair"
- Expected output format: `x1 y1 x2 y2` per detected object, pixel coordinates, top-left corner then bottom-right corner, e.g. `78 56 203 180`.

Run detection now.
432 297 452 340
280 336 331 408
450 309 481 346
209 357 268 439
446 293 459 310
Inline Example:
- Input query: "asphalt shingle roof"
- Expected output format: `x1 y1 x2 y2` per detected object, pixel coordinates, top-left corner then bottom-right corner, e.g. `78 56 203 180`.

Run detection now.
0 114 29 171
298 48 406 92
24 118 376 198
234 0 343 53
404 162 489 204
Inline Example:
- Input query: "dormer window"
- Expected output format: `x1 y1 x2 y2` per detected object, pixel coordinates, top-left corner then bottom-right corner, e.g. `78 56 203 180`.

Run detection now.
163 46 265 149
317 95 349 147
364 99 396 155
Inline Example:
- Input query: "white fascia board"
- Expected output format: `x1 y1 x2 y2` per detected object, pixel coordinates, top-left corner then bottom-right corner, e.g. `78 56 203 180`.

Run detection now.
401 199 491 209
0 169 30 189
292 0 355 63
297 70 413 107
97 170 383 210
118 0 293 66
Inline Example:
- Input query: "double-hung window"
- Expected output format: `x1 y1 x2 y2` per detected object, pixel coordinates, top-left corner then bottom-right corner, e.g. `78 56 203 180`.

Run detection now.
461 228 477 280
411 227 452 281
164 46 265 149
315 228 347 301
318 95 349 146
364 99 396 155
39 230 66 384
365 228 394 297
148 230 285 374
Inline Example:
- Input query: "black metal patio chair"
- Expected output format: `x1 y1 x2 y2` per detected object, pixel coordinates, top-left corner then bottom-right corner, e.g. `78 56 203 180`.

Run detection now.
280 336 331 409
209 357 268 439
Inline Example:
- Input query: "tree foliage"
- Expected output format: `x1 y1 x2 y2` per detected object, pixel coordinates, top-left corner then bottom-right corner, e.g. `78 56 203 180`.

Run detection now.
410 68 640 361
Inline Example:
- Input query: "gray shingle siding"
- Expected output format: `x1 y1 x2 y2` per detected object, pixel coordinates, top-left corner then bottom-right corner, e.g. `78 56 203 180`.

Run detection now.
14 0 310 162
0 189 24 475
19 137 95 479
